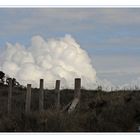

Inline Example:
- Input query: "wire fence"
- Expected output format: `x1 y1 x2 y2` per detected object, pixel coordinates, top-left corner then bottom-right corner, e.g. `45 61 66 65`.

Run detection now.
0 78 81 115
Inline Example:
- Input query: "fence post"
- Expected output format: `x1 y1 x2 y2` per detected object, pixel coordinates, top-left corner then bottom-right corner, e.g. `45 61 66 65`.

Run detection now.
8 78 12 114
25 84 31 115
55 80 60 111
39 79 44 112
68 78 81 113
74 78 81 98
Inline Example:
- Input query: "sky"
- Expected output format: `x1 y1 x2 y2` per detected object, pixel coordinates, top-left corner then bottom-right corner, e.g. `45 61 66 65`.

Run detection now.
0 8 140 87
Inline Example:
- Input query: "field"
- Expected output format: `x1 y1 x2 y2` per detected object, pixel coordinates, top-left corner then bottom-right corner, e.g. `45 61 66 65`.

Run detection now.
0 85 140 132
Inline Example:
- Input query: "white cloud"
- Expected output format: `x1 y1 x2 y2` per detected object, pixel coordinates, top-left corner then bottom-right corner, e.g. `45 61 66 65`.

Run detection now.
0 35 96 89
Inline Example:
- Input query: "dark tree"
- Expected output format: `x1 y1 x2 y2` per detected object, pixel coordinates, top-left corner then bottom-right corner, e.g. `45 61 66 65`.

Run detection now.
6 77 11 85
6 77 20 87
12 78 20 87
97 85 102 91
0 71 5 85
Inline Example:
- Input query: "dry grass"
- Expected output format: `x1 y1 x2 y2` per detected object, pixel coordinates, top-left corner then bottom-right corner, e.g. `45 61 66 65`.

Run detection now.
0 86 140 132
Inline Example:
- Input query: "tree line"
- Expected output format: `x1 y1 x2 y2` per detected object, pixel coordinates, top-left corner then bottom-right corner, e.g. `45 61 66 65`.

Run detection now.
0 71 20 87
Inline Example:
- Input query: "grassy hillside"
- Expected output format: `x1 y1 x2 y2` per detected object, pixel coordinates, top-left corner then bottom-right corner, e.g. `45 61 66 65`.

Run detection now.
0 85 140 132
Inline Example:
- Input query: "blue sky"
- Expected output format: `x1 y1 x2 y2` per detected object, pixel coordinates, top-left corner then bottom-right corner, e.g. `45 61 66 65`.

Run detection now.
0 8 140 86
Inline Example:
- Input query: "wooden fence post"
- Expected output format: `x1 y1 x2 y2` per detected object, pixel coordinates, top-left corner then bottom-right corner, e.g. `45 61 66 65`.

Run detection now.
55 80 60 111
39 79 44 112
68 78 81 113
8 78 12 114
25 84 31 115
74 78 81 98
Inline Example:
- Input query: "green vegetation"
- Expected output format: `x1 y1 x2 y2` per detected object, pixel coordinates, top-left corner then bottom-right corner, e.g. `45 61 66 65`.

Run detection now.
0 84 140 132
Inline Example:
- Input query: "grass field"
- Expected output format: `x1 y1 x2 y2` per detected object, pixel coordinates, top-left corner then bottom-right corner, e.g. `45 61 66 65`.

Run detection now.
0 85 140 132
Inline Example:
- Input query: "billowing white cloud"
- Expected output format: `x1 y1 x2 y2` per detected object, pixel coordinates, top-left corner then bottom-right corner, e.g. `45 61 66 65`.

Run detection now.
0 35 96 89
